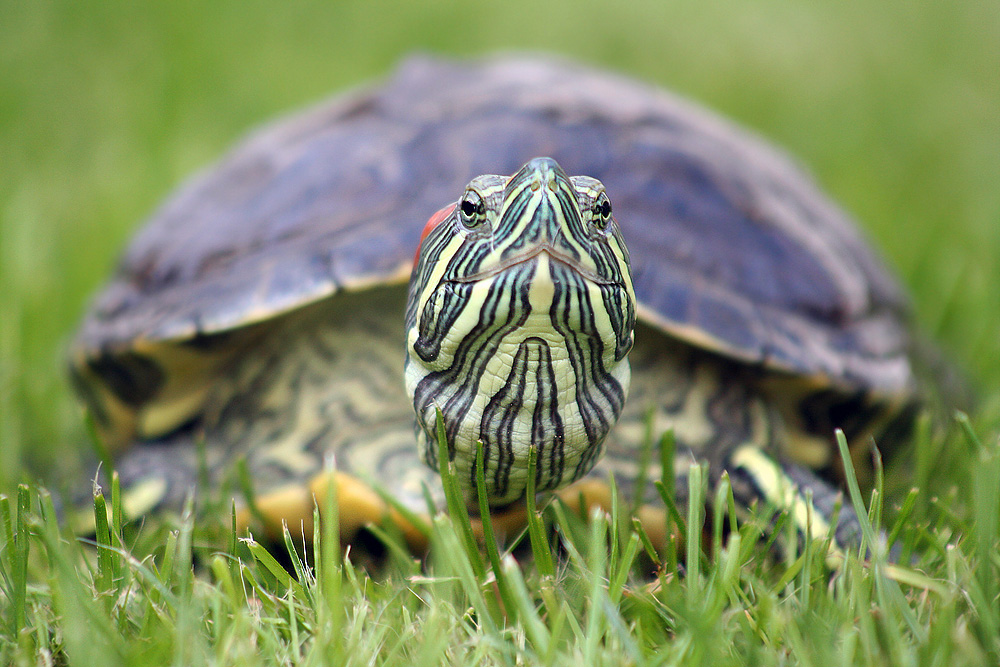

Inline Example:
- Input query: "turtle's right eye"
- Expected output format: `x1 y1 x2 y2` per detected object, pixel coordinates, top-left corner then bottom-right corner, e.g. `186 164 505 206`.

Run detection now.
459 190 487 229
591 192 612 230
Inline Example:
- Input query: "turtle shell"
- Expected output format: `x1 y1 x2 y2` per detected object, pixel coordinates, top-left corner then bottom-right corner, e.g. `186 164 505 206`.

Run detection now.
72 54 915 447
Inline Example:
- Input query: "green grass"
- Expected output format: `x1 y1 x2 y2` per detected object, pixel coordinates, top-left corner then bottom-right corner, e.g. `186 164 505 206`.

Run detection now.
1 1 998 665
2 424 999 665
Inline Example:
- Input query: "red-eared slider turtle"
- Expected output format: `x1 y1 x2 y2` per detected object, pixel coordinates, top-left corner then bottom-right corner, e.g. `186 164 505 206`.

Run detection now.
71 55 917 550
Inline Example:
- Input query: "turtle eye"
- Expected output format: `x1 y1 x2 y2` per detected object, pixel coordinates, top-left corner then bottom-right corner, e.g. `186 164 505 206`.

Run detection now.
459 190 487 229
591 192 612 230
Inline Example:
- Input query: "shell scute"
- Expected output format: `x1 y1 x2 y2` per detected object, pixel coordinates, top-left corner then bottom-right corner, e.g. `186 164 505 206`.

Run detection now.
73 54 917 433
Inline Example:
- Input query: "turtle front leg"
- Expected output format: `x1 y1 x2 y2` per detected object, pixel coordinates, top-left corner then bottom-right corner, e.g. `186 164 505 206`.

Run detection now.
597 424 867 559
596 337 867 555
726 445 863 550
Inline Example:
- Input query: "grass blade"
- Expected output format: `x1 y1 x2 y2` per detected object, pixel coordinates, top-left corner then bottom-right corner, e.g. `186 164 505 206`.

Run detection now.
685 463 706 607
526 445 556 579
434 408 485 580
474 439 517 624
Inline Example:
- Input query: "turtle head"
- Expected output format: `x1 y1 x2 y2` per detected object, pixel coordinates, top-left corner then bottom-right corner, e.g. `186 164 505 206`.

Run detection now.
405 157 635 506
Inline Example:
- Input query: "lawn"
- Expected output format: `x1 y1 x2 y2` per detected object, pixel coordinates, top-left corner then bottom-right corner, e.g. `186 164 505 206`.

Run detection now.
1 1 998 665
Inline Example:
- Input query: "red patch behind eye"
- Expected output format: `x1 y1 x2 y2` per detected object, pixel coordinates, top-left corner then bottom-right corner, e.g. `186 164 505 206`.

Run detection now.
413 203 457 264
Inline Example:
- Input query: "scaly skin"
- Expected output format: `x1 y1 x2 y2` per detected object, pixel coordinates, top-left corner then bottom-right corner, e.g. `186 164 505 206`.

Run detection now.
405 158 635 506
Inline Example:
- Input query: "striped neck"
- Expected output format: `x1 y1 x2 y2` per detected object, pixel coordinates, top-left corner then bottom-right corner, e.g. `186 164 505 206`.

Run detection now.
405 158 635 506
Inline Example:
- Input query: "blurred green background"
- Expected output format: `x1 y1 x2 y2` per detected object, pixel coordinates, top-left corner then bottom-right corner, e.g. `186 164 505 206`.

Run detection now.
1 0 997 493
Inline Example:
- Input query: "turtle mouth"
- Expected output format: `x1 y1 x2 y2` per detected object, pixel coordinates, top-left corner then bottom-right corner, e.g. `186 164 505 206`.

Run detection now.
447 245 613 285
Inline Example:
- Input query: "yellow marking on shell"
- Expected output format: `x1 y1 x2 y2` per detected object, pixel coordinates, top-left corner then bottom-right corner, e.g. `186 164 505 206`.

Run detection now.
78 269 419 452
235 483 311 538
635 505 672 551
235 470 581 553
338 259 413 291
552 478 673 549
137 386 213 441
134 335 258 439
234 469 680 554
74 335 242 449
79 378 138 452
310 473 429 548
729 444 837 552
235 472 429 550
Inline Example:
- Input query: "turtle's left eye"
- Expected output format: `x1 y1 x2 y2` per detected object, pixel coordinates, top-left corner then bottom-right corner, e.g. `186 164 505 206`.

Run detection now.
459 190 487 229
591 192 612 230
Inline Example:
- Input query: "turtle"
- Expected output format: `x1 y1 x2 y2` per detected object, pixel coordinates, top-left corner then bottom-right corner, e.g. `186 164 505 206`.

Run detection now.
70 54 919 552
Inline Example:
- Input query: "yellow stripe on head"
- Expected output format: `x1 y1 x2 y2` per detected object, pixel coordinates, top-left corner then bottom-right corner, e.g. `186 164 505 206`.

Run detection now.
404 158 635 506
